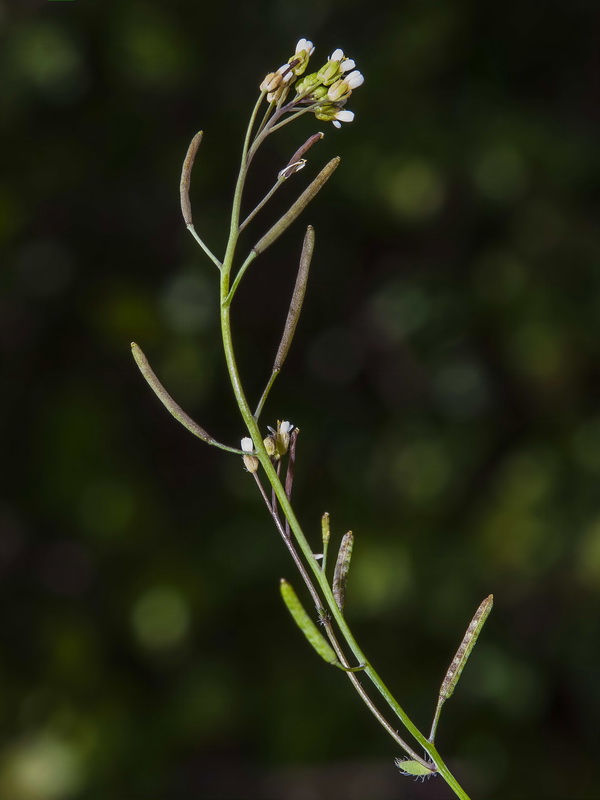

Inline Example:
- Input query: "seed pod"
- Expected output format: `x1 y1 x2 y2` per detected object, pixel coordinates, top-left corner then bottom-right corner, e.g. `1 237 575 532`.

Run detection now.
285 132 324 168
252 157 340 256
131 342 215 445
321 512 331 573
279 579 338 665
180 131 203 226
439 594 494 702
395 759 437 780
273 226 315 372
333 531 354 611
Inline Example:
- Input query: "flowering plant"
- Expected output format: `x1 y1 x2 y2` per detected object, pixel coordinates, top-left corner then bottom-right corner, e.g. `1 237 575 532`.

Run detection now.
132 39 490 799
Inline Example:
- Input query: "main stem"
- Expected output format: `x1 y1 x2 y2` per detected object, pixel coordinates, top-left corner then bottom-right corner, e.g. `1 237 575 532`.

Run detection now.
217 102 472 800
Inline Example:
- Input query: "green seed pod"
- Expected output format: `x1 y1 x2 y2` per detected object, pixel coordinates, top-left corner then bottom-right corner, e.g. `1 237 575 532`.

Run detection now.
252 158 340 256
333 531 354 611
439 594 494 702
321 512 331 573
279 579 338 665
395 759 437 779
273 226 315 372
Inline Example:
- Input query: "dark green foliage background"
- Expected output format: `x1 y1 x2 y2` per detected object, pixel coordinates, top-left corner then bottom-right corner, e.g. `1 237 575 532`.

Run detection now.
1 0 598 798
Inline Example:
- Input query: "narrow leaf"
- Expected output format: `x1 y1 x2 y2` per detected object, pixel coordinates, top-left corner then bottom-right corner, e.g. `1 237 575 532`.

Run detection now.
439 594 493 702
180 131 203 226
252 157 340 256
333 531 354 611
280 579 338 665
274 225 315 371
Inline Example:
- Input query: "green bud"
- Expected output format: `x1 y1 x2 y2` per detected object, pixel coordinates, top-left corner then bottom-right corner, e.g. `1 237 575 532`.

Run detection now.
295 72 320 96
263 436 277 457
317 60 342 86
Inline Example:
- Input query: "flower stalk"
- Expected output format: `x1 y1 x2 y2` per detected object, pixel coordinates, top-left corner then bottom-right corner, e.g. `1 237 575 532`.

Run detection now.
133 39 490 800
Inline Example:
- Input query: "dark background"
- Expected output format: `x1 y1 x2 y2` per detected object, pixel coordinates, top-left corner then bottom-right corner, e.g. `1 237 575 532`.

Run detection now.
1 0 599 798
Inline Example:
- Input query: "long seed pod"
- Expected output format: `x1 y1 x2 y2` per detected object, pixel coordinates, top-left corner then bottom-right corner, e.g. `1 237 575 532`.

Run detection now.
333 531 354 612
280 579 338 665
285 132 324 169
131 342 242 454
274 226 315 371
440 594 493 702
429 594 493 741
252 157 340 256
180 131 203 226
321 512 331 574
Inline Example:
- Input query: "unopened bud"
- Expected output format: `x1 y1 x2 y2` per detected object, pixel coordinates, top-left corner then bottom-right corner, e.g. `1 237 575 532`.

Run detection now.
243 454 259 473
263 436 277 457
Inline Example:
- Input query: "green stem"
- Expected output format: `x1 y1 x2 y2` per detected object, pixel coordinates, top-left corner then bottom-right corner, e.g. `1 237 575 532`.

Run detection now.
217 94 472 800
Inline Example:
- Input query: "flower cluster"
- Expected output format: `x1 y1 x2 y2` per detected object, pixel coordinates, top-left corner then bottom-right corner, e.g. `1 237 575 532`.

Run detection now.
259 39 364 129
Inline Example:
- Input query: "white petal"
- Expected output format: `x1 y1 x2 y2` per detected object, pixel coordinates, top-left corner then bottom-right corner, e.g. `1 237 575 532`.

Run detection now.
346 70 364 88
332 120 341 128
341 59 356 73
280 421 294 434
330 48 344 61
296 38 308 52
335 110 355 123
241 437 253 452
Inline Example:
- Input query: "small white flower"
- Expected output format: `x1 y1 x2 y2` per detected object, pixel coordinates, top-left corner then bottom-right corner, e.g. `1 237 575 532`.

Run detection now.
340 58 356 73
332 109 355 129
330 48 344 61
241 437 254 452
279 421 294 434
296 38 315 55
345 70 364 89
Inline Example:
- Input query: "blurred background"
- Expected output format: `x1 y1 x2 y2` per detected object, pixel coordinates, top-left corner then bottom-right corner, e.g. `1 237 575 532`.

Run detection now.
1 0 599 798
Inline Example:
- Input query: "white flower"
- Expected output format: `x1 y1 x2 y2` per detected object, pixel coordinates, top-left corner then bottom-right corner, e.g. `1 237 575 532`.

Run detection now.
332 109 355 129
341 58 356 73
279 421 294 434
296 38 315 56
330 48 344 61
345 70 364 89
327 70 364 102
241 437 254 452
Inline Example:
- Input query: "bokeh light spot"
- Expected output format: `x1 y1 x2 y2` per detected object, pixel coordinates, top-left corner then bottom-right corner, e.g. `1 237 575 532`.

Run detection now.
383 159 445 221
0 734 84 800
131 585 191 651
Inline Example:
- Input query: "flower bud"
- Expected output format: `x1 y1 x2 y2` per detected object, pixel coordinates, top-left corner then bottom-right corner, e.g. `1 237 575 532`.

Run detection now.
295 72 321 96
263 435 277 457
289 38 315 76
275 420 294 456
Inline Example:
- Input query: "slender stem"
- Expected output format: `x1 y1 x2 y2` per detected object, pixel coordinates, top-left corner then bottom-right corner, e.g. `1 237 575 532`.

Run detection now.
187 225 222 269
239 178 284 233
219 257 470 800
216 93 472 800
224 250 257 306
254 368 280 419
